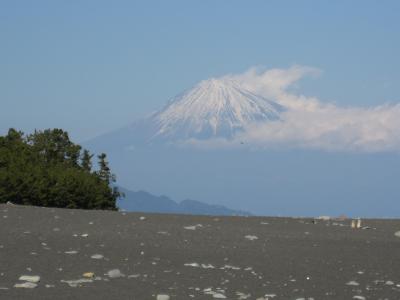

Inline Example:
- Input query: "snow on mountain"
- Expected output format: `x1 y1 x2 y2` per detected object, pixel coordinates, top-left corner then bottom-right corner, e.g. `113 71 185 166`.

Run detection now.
148 78 284 141
87 77 285 151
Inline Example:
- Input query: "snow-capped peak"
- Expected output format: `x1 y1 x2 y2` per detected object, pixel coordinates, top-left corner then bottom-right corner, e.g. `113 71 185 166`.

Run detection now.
150 77 284 140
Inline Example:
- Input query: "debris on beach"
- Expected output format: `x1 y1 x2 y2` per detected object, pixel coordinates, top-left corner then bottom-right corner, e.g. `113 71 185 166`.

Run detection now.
184 224 203 230
61 278 93 288
156 295 170 300
244 235 258 241
18 275 40 283
14 282 37 289
13 275 40 289
82 272 95 278
106 269 124 278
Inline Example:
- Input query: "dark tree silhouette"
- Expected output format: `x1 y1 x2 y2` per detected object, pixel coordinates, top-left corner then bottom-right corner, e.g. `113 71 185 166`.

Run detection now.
0 128 121 210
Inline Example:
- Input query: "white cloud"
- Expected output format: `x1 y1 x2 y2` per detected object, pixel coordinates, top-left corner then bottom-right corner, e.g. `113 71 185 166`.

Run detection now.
240 104 400 152
200 66 400 152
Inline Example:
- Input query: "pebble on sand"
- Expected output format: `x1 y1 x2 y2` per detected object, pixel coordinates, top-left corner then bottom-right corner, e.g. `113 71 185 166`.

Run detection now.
14 282 37 289
83 272 95 278
212 293 227 298
346 281 359 286
61 278 93 288
18 275 40 283
245 235 259 241
107 269 124 278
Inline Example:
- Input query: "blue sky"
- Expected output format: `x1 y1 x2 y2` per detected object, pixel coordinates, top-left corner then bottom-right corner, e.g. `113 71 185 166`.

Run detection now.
1 0 400 142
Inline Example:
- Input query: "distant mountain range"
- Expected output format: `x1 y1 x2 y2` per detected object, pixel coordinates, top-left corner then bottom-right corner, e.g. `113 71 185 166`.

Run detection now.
117 188 251 216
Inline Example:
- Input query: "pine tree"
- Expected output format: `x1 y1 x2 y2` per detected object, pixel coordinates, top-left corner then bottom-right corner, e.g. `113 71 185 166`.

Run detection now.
97 153 113 184
81 149 93 172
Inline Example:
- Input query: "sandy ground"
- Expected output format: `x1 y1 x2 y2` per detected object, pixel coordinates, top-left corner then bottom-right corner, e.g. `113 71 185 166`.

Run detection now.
0 204 399 300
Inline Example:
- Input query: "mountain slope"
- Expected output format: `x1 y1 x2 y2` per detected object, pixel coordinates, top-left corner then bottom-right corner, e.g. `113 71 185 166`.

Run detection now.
150 78 284 141
86 78 284 152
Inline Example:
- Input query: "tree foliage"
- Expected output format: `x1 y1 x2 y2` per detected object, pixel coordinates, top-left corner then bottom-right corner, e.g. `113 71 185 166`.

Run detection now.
0 128 121 210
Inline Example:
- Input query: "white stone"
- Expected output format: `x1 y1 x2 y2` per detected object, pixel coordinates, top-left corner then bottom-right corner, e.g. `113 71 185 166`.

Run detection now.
184 263 200 267
245 235 258 241
346 281 359 286
107 269 124 278
157 295 170 300
19 275 40 283
184 226 197 230
213 293 227 299
61 278 92 287
14 282 37 288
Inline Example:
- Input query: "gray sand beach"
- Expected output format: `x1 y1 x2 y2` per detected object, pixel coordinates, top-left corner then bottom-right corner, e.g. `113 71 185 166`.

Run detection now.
0 204 399 299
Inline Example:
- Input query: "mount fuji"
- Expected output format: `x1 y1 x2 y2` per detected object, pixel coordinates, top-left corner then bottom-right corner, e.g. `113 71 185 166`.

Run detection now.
150 78 283 141
88 78 284 152
84 77 400 218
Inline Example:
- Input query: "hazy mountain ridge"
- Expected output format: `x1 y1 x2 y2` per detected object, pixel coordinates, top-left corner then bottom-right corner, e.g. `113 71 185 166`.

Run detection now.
117 188 251 216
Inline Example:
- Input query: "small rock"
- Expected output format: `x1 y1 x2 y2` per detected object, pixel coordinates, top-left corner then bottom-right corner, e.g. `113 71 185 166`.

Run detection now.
184 263 200 268
213 293 227 299
184 226 197 230
61 278 92 287
14 282 37 289
19 275 40 283
184 224 203 230
107 269 124 278
83 272 95 278
245 235 258 241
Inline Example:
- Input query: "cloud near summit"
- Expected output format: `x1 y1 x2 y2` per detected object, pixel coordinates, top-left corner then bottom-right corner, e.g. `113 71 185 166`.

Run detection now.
208 65 400 153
